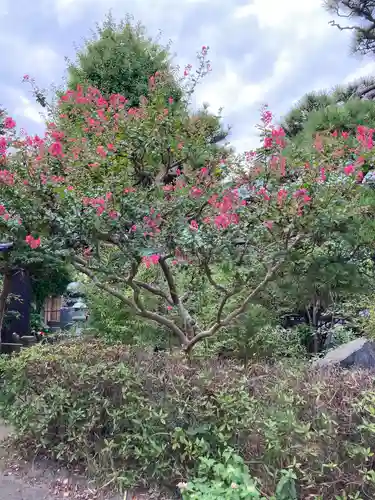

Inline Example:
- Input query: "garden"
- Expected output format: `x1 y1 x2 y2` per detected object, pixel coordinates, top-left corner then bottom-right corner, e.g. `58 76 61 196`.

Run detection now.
2 5 375 499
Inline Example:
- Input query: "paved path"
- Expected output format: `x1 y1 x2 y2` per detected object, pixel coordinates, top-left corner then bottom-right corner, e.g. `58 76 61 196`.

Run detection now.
0 423 168 499
0 422 121 499
0 474 60 500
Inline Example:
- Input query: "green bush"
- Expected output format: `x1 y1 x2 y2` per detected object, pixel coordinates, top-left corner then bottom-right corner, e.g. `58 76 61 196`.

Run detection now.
85 285 166 346
0 340 375 498
179 449 265 499
180 450 297 500
214 324 304 363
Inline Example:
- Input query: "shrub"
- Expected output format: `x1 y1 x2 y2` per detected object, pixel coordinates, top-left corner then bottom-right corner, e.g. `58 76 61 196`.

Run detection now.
179 449 265 499
84 284 166 346
180 450 298 500
211 323 305 363
1 340 375 498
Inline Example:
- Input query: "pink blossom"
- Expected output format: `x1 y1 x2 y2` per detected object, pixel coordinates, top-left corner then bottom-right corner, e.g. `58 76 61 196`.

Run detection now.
277 188 288 207
83 247 92 258
261 109 273 126
4 117 16 129
96 145 107 157
264 137 273 148
214 214 231 229
49 141 63 157
263 220 273 230
108 210 119 219
0 170 14 185
142 254 160 268
344 164 354 176
293 188 308 198
25 235 41 249
190 186 203 198
190 220 199 231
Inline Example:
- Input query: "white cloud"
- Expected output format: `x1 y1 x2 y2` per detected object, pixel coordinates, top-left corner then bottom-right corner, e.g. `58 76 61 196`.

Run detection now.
194 48 294 122
234 0 327 34
14 95 45 125
0 31 61 82
343 61 375 84
54 0 201 28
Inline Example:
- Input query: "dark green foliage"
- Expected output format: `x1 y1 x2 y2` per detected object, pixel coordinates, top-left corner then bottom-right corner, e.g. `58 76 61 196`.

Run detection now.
282 91 333 138
282 79 375 140
2 341 375 498
300 98 375 139
85 285 167 346
67 14 182 107
30 263 72 310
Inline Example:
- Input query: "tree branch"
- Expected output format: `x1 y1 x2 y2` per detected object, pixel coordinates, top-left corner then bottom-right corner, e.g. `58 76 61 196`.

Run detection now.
202 260 228 293
133 280 173 305
159 256 198 338
184 234 303 351
72 259 189 346
71 261 138 312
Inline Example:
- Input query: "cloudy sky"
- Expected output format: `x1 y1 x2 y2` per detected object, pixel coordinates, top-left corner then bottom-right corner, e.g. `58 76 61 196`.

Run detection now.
1 0 374 151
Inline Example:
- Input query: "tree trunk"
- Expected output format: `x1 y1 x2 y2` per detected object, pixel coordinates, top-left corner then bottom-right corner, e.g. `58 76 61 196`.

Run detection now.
0 272 12 348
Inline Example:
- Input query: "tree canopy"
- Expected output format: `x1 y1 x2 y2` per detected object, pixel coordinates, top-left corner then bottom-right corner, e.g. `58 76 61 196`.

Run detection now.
67 14 182 107
60 14 230 168
1 76 375 353
325 0 375 55
281 77 375 139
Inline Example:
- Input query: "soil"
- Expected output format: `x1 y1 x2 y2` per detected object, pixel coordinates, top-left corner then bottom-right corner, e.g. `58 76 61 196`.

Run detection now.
0 422 170 500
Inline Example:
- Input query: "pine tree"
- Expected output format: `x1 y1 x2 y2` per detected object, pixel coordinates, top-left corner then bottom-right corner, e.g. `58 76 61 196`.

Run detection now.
325 0 375 55
281 77 375 139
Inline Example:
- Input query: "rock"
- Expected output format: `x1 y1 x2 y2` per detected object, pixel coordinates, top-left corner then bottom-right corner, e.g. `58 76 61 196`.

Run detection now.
314 337 375 370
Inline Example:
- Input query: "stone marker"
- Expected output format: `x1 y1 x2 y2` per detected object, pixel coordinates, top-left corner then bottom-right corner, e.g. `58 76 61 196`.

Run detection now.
313 337 375 369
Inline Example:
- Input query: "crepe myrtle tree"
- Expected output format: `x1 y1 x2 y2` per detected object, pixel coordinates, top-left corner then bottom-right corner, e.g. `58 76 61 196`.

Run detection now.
1 69 374 354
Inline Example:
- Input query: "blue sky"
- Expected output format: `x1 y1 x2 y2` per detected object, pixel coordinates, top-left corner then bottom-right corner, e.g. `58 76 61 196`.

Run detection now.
1 0 374 151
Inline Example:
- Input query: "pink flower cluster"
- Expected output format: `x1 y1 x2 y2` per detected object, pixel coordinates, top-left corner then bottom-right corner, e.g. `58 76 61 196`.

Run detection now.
0 169 14 185
142 254 160 268
25 235 41 249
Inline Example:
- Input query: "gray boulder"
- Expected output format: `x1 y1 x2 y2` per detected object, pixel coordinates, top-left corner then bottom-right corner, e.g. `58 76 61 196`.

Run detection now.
314 338 375 370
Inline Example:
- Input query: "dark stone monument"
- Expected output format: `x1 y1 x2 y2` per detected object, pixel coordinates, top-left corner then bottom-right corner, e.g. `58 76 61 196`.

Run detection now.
1 269 32 352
